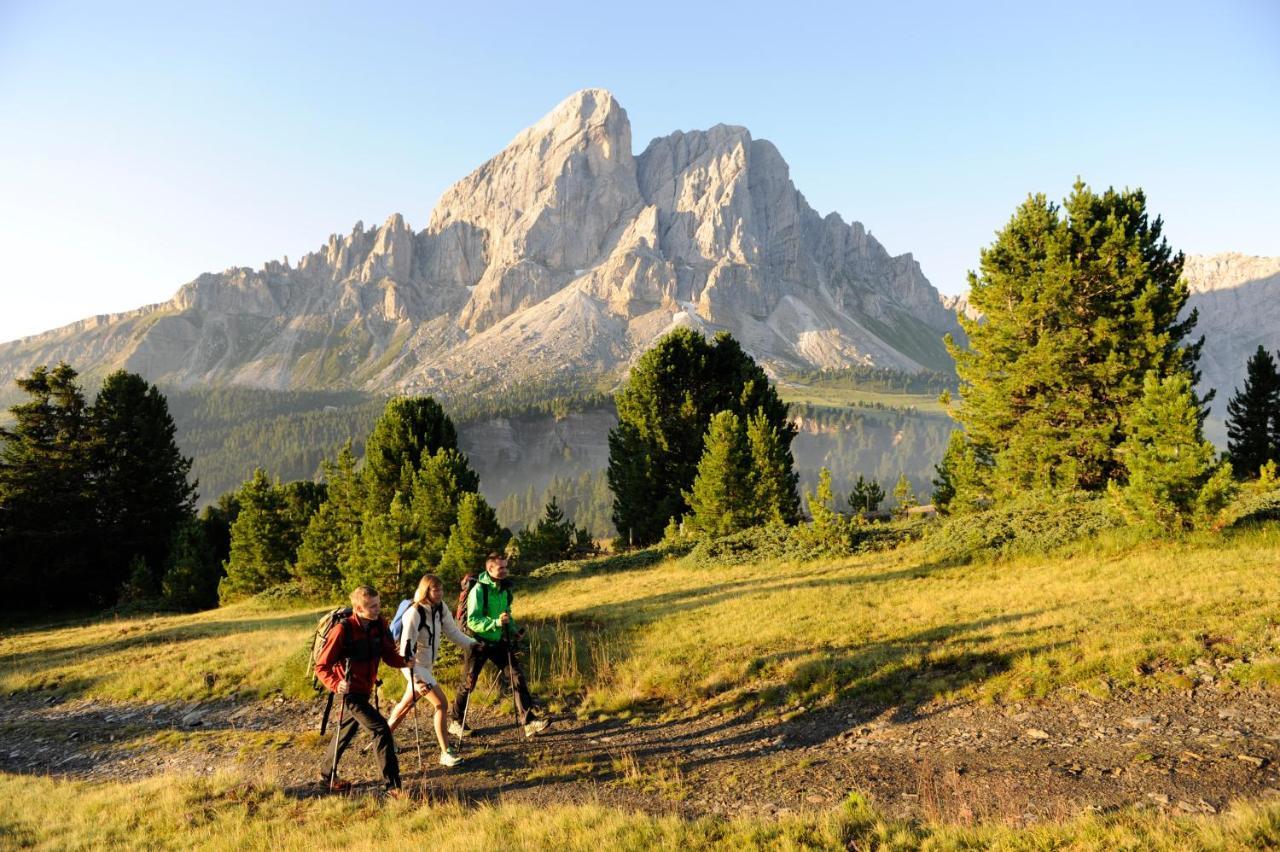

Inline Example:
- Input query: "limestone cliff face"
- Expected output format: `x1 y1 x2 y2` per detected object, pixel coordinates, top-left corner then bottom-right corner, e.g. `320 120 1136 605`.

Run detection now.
1182 253 1280 420
0 89 963 402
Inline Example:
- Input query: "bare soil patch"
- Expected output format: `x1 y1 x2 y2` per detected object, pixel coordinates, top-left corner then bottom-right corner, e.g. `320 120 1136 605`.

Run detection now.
2 686 1278 825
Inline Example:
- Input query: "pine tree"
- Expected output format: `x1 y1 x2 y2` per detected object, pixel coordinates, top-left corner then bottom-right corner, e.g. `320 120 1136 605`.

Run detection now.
343 492 421 599
296 442 363 596
746 409 801 524
363 397 472 513
795 467 848 551
946 181 1204 504
438 492 505 587
682 411 755 538
1225 346 1280 479
219 469 295 601
931 430 988 514
0 363 96 608
847 474 885 515
408 448 474 565
514 497 583 566
893 473 918 516
161 518 221 611
1109 372 1237 531
90 370 197 600
608 329 796 545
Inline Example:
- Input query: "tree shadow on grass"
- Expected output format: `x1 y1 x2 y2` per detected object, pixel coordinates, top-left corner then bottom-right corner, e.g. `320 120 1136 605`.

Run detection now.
558 557 967 637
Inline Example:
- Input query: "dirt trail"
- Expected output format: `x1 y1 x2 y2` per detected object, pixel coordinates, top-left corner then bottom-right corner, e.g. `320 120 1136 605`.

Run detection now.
2 688 1278 824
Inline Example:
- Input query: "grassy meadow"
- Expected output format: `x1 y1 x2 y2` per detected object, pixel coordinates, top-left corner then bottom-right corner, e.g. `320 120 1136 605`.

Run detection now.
776 382 947 414
3 520 1280 849
3 523 1279 716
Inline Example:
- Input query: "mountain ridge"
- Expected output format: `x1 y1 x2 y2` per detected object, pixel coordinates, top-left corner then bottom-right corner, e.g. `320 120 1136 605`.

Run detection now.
0 89 964 401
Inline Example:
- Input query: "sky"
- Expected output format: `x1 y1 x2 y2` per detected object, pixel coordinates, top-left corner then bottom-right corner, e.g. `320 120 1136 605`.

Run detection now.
0 0 1277 343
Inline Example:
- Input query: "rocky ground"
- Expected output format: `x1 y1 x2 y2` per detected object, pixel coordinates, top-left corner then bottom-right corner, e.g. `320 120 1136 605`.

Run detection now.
2 683 1278 826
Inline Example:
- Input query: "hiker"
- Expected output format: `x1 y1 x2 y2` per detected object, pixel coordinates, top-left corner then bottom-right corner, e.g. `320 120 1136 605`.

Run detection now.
450 552 550 739
387 574 477 767
314 584 409 797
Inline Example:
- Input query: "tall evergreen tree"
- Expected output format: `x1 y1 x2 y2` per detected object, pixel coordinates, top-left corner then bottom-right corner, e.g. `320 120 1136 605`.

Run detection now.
1225 346 1280 479
161 518 221 611
746 409 801 524
343 492 421 598
363 397 469 512
218 469 295 601
90 370 197 599
892 473 918 515
1109 372 1236 531
296 442 364 596
408 448 476 566
683 411 755 538
608 329 796 545
438 492 505 587
946 181 1204 504
847 474 886 514
0 363 96 608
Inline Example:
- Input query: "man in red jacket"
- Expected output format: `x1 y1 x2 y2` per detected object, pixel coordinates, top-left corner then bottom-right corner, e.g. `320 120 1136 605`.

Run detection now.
315 584 409 795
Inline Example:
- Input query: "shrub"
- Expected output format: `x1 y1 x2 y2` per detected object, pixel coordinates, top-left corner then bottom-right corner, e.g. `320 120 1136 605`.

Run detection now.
921 494 1124 563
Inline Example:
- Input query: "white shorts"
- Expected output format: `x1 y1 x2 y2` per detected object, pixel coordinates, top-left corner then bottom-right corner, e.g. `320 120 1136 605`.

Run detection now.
401 665 438 691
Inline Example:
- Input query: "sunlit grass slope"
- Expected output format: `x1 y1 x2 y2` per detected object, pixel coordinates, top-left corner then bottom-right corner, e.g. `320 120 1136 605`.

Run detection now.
519 524 1280 715
5 524 1276 719
0 603 324 701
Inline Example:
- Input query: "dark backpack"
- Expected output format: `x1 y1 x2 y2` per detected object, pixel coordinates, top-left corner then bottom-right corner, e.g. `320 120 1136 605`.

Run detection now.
455 573 488 636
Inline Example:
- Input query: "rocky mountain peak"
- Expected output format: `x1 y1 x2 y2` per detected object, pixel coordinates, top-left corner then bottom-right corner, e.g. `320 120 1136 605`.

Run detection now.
0 90 971 404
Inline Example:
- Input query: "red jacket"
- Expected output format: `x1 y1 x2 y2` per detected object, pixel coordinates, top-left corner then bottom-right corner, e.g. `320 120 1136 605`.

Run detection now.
314 614 407 696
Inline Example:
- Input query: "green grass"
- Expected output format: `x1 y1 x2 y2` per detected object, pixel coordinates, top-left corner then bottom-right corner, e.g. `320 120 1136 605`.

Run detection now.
1 771 1278 851
0 602 324 701
5 524 1280 718
777 382 946 414
515 523 1280 716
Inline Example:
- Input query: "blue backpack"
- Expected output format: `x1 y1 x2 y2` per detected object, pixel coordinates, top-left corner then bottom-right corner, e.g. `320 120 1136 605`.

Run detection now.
389 600 423 645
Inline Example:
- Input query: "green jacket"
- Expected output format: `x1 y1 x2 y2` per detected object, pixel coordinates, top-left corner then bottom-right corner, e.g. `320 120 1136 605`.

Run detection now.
466 571 517 642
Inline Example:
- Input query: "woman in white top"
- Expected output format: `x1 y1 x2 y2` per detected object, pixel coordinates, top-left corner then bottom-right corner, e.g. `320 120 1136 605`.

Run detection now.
387 574 477 767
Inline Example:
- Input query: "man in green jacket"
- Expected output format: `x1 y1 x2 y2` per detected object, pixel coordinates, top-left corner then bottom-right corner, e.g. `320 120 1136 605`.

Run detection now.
449 552 550 738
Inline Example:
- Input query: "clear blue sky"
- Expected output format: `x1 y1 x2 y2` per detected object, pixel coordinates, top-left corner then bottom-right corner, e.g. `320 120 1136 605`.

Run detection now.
1 0 1277 343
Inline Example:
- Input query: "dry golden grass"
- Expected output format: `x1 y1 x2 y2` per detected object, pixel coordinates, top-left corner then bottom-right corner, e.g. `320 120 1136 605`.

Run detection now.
1 770 1278 851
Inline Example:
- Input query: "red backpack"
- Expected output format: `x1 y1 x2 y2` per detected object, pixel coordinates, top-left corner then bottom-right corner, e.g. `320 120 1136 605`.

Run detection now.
454 573 491 636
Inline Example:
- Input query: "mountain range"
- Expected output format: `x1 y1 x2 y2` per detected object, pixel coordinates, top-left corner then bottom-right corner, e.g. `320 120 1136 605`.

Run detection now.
0 89 962 405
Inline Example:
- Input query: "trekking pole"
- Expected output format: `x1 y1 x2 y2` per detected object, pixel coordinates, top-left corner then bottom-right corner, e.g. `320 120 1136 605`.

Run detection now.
411 679 425 785
503 613 521 730
328 657 351 792
457 681 470 752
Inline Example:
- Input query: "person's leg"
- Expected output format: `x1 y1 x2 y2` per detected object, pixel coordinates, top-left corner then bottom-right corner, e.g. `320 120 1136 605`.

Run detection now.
387 673 416 733
346 695 400 789
450 643 488 726
423 684 449 752
322 702 360 779
502 640 537 726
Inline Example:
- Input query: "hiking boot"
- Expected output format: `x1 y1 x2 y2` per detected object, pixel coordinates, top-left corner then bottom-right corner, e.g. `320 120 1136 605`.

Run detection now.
523 718 550 738
439 748 463 767
323 775 352 793
447 721 472 738
385 787 408 801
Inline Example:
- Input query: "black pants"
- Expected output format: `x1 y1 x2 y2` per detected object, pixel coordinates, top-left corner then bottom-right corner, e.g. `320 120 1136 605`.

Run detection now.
451 640 536 726
324 693 400 789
